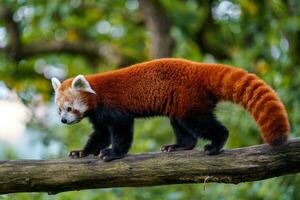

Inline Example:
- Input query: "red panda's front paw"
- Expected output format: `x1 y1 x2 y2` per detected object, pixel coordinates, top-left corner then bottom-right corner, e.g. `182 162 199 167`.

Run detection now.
69 150 88 158
204 144 222 155
161 144 180 152
99 148 125 162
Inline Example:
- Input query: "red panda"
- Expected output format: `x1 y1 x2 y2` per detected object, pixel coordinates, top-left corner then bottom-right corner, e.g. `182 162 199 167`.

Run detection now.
51 58 290 161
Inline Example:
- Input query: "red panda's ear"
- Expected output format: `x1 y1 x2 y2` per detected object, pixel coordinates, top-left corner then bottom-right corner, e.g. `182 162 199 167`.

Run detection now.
51 77 61 92
72 75 96 94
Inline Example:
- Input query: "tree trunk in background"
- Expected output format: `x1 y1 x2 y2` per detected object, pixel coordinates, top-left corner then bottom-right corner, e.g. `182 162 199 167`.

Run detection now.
0 5 21 61
138 0 175 58
194 0 231 60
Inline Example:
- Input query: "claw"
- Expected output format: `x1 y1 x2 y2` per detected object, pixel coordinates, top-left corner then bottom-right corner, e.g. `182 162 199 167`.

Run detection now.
99 148 125 161
161 144 175 152
69 150 87 158
204 144 221 155
99 148 111 159
161 144 194 152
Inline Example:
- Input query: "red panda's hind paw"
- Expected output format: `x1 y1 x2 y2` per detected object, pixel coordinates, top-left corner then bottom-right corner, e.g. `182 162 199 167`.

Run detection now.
69 150 88 158
161 144 195 152
99 148 125 162
204 144 222 155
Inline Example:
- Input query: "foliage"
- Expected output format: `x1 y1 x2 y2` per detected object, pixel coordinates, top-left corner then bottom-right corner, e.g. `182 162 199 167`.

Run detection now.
0 0 299 199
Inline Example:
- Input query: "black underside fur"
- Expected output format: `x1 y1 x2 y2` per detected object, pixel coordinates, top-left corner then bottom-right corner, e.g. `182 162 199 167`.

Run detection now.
70 104 229 161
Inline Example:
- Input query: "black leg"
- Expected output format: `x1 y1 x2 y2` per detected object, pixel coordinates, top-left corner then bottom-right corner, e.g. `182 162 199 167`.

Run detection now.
201 118 228 155
99 119 134 161
178 112 229 155
69 125 111 158
161 117 197 152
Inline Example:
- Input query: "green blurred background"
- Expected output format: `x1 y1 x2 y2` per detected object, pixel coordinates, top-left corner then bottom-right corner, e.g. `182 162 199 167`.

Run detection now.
0 0 299 199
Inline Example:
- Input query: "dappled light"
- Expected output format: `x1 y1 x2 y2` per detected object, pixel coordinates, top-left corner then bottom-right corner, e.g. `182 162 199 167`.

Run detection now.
0 0 299 199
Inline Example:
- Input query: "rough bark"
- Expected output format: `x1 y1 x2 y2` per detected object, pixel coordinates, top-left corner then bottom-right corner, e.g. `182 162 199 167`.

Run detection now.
138 0 175 58
0 138 299 195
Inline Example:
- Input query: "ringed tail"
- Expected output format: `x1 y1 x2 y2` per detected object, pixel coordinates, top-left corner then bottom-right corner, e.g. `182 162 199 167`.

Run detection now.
208 65 290 146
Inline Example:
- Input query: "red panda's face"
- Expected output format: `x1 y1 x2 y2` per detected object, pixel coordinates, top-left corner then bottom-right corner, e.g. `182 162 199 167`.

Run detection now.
51 75 96 125
55 89 88 124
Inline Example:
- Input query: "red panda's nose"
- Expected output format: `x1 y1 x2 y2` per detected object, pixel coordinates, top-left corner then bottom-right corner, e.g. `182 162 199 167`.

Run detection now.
61 118 67 124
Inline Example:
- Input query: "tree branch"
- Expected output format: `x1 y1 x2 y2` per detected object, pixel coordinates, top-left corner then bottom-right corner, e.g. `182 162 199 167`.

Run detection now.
0 138 299 195
138 0 175 58
22 40 106 59
0 5 128 65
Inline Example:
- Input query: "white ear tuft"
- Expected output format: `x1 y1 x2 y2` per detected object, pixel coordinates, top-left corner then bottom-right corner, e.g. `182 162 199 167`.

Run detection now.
71 75 96 94
51 77 61 92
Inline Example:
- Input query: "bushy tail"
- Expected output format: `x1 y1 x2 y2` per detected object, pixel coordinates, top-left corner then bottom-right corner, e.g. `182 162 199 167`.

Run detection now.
208 65 290 146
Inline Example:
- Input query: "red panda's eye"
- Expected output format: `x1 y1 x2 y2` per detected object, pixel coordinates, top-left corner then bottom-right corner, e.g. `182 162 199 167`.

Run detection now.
67 107 72 112
58 108 62 113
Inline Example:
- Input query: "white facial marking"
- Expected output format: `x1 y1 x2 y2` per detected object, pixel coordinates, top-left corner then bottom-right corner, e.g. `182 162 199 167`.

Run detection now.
73 99 88 114
61 112 78 124
56 89 89 124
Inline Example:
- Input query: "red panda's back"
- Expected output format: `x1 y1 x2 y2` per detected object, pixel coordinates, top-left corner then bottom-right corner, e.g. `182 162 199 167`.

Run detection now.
87 59 214 117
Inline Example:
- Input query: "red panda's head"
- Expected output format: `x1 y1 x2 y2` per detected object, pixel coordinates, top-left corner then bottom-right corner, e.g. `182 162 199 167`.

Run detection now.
51 75 96 125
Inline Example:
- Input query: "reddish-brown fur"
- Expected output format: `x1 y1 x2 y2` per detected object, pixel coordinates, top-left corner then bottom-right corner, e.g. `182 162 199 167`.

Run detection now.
60 58 290 146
